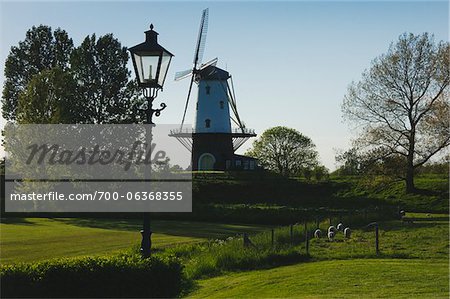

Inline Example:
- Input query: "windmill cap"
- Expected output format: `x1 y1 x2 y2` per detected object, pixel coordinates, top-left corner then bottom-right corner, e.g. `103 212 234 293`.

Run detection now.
198 66 230 80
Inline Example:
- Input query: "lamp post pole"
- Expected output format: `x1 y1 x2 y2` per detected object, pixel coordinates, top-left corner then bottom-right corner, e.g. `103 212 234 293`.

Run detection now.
129 24 173 258
140 89 166 258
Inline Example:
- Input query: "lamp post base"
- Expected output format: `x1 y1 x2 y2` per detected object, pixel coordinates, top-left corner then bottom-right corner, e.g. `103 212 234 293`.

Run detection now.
140 213 152 258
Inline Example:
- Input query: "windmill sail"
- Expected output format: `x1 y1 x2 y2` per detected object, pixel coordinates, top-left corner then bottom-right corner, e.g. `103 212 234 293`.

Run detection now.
200 57 218 70
178 8 210 129
194 8 209 68
175 69 193 81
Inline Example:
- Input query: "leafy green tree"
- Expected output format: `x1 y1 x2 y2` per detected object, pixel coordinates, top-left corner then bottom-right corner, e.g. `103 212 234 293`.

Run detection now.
342 33 450 193
246 126 318 176
303 168 312 181
2 25 73 121
0 157 4 175
3 26 146 125
314 165 329 181
16 68 81 124
335 148 362 175
70 34 145 124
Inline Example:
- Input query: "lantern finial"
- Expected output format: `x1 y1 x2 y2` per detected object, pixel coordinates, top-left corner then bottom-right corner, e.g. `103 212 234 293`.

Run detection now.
150 24 154 30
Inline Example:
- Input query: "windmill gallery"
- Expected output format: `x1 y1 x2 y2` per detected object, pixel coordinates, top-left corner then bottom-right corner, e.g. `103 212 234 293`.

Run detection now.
169 8 257 171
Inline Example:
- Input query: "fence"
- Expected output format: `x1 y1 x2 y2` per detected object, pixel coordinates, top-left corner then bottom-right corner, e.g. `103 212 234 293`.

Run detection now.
240 208 397 256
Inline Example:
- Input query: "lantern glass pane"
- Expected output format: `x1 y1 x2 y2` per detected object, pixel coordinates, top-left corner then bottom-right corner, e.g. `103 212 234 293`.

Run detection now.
157 51 172 87
134 54 159 84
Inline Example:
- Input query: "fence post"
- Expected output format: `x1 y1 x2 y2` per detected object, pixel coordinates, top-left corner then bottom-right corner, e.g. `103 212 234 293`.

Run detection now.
290 224 293 243
316 217 320 229
271 228 274 247
329 217 332 226
305 222 309 255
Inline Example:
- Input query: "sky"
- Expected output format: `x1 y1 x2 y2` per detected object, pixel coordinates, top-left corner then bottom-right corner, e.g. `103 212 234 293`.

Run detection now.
0 1 448 170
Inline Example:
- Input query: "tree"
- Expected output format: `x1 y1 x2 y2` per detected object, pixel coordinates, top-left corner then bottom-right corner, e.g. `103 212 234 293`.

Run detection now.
246 126 318 176
16 67 81 124
335 148 362 175
342 33 450 193
314 165 329 181
3 26 145 125
70 34 145 124
2 25 73 121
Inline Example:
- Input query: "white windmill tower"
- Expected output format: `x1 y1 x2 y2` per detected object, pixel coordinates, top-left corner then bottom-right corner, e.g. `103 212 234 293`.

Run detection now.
170 8 257 171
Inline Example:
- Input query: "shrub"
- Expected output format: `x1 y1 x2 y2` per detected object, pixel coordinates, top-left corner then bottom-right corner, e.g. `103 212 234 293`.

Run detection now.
0 253 185 298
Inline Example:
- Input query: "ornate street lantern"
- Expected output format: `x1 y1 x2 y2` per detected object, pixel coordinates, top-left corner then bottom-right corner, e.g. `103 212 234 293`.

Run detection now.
129 24 174 90
129 24 174 258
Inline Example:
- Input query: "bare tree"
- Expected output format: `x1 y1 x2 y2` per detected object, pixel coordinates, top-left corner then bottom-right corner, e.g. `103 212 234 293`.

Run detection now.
342 33 449 193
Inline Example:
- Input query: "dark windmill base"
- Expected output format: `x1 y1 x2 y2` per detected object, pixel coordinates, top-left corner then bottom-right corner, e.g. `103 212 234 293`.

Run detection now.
193 133 233 170
169 129 257 171
192 133 258 171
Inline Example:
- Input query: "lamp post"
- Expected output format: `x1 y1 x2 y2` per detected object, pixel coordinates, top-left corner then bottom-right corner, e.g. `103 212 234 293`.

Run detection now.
129 24 174 258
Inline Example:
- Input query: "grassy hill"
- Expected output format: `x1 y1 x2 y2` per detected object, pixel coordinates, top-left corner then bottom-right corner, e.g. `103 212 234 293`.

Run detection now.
332 174 449 212
192 172 448 208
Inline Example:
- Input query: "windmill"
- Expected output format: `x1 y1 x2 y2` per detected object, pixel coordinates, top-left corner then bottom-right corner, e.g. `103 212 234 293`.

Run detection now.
170 8 257 171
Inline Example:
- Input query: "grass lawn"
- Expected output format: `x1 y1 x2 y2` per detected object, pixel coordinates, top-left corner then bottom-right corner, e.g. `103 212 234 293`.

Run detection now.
187 212 449 298
188 259 448 299
0 218 267 264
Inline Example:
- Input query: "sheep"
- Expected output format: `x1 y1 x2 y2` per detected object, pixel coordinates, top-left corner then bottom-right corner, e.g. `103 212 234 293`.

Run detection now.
337 223 344 231
344 227 351 238
328 231 335 241
314 229 322 239
328 225 336 234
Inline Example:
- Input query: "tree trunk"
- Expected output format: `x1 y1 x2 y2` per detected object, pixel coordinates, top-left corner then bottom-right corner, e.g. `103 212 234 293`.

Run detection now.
405 164 415 193
405 132 416 193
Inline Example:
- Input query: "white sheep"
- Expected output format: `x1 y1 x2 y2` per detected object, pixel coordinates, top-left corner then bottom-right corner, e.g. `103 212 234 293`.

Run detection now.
337 223 344 231
344 227 351 238
328 231 335 241
328 226 336 234
314 229 322 238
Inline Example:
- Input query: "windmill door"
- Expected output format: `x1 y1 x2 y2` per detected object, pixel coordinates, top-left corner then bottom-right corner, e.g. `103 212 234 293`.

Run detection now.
198 153 215 170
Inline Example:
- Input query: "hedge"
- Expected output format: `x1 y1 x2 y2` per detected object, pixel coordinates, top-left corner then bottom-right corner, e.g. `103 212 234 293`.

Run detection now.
0 253 185 298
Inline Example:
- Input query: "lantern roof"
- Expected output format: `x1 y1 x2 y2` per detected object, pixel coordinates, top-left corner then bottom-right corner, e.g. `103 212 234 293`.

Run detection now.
129 24 174 56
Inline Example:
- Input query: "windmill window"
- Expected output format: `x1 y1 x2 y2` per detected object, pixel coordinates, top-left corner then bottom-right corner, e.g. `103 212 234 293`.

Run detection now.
205 119 211 128
205 86 211 95
219 101 224 109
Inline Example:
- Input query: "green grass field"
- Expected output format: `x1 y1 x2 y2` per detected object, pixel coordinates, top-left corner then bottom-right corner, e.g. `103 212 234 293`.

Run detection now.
1 213 448 298
187 212 449 298
0 218 267 264
188 259 448 299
